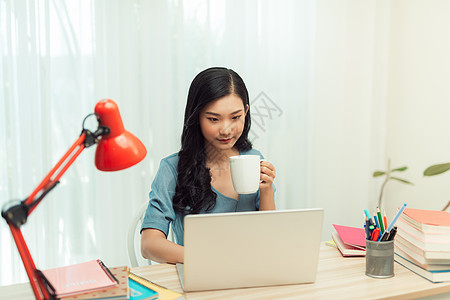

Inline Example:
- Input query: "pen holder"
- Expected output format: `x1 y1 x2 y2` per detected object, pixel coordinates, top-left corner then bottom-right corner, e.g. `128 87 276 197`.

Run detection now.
365 239 394 278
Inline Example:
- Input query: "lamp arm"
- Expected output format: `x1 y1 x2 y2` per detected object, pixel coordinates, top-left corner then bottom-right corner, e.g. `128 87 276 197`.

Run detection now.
26 133 86 214
1 100 144 300
1 131 93 300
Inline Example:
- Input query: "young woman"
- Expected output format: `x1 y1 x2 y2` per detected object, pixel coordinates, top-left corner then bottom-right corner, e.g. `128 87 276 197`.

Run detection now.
140 67 276 263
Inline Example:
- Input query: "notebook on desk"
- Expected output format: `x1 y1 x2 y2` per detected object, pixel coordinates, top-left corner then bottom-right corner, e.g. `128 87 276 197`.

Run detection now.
176 208 324 292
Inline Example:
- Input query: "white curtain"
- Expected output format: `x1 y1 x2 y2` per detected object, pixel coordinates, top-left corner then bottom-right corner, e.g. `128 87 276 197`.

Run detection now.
0 0 388 285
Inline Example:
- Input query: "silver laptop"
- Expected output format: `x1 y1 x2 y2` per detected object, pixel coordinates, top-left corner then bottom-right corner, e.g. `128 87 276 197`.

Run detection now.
176 208 324 292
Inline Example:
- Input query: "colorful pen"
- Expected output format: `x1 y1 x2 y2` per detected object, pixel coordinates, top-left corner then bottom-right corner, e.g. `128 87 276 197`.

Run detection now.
364 209 376 228
380 230 390 241
388 226 398 241
371 228 381 241
364 218 371 240
377 207 385 234
374 215 380 229
368 224 375 237
379 203 407 241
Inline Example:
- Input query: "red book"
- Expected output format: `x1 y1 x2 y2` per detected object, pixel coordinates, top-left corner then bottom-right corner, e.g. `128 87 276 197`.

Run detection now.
333 224 366 248
331 224 366 257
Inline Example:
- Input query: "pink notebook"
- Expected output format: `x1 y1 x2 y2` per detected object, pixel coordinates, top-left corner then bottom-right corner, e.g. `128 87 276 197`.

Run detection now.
332 224 366 248
42 259 118 297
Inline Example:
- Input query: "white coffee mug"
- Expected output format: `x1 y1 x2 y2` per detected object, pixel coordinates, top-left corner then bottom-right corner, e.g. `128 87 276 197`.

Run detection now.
229 155 260 194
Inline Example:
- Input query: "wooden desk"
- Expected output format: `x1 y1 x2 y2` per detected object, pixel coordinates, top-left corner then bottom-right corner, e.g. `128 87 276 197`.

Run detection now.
2 245 450 300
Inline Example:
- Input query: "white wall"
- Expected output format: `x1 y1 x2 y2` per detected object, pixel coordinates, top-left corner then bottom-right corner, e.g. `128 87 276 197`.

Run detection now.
312 0 450 238
312 0 390 237
385 0 450 219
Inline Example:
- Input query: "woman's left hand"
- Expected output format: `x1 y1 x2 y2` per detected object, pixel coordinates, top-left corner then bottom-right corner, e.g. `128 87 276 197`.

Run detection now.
259 160 276 191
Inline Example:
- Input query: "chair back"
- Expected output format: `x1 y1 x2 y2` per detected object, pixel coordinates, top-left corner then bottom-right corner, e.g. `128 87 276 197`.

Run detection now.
127 201 175 267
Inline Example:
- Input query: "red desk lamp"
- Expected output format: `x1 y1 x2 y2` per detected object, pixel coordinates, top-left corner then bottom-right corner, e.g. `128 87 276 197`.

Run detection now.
1 99 147 300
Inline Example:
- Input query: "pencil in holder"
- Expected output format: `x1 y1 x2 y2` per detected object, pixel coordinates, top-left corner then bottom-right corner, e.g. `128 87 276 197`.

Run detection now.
365 239 395 278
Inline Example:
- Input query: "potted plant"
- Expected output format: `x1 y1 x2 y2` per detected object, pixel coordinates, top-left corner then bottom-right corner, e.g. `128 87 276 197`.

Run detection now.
424 162 450 210
373 159 413 210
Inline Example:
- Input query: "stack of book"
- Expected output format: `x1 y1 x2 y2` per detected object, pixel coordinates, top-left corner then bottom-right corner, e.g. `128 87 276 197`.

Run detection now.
394 208 450 283
331 224 366 257
61 265 131 300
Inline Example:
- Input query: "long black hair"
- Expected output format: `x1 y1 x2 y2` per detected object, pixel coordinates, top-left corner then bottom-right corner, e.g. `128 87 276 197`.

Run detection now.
172 67 252 214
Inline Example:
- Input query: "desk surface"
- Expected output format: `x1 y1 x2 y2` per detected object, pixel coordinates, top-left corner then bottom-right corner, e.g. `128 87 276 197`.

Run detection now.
2 244 450 300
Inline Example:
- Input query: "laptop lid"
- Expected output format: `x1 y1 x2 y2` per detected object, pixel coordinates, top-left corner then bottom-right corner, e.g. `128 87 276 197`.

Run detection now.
178 208 324 292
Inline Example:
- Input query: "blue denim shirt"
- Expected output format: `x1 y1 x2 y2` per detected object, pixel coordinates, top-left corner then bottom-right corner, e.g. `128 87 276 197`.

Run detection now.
141 149 274 245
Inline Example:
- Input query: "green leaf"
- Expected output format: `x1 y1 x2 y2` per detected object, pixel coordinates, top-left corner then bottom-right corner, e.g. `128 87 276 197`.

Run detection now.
391 166 408 172
390 176 413 185
373 171 385 177
424 163 450 176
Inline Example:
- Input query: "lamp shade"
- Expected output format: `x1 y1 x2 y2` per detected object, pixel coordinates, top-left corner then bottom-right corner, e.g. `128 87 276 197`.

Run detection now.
94 99 147 171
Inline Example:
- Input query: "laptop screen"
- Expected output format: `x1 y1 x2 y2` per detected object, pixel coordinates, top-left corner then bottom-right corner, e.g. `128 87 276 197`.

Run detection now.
178 208 324 292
